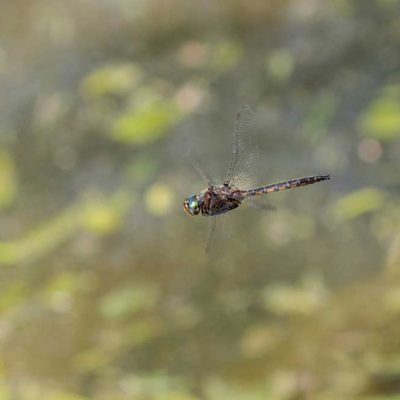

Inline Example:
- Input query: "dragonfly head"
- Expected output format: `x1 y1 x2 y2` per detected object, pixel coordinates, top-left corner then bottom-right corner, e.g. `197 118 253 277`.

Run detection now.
183 194 200 216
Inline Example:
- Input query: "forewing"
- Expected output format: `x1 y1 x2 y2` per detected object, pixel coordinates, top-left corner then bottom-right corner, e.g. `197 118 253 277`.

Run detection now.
225 105 258 189
185 150 214 185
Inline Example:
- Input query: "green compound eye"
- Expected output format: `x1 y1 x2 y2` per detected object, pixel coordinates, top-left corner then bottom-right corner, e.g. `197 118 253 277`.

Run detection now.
188 195 200 215
189 198 198 209
183 195 200 216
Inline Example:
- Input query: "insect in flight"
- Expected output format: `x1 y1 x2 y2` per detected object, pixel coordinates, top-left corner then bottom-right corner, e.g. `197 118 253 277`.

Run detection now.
183 106 330 247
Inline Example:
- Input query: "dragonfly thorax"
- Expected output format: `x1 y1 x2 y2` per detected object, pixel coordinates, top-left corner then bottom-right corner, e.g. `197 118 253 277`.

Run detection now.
183 194 201 216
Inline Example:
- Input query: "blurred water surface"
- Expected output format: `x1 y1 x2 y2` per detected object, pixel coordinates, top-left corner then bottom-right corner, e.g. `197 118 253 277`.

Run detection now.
0 0 400 399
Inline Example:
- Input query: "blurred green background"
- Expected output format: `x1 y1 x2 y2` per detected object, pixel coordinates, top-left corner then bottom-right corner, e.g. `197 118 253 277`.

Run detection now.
1 0 400 399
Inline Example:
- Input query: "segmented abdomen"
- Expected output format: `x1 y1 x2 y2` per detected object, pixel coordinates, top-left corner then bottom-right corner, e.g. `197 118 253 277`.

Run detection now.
242 175 330 197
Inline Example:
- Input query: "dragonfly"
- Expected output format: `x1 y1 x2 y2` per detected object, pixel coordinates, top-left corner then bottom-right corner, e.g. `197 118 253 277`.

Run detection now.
183 106 330 247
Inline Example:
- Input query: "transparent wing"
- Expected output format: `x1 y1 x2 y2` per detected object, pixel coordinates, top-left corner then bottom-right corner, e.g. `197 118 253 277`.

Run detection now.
189 153 214 185
185 150 215 185
225 105 258 189
205 216 217 254
205 195 232 253
246 197 276 212
205 214 232 254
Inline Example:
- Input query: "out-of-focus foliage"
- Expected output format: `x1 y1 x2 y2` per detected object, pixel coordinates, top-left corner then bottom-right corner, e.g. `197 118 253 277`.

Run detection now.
145 183 175 216
0 190 132 265
262 274 329 315
111 101 183 145
0 0 399 399
81 64 142 98
359 85 400 141
333 187 385 220
266 49 295 83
